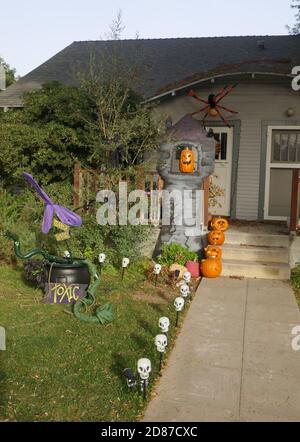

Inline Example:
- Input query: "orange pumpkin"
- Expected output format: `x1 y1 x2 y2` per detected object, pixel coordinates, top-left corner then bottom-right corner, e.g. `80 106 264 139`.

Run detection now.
201 257 222 278
205 246 222 261
208 230 225 246
211 217 229 232
179 148 195 173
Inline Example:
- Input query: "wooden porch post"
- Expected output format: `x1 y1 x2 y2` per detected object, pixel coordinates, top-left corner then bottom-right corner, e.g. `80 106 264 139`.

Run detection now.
289 169 299 233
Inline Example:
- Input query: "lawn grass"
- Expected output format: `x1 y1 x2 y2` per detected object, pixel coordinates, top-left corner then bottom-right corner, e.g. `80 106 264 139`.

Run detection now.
0 263 182 422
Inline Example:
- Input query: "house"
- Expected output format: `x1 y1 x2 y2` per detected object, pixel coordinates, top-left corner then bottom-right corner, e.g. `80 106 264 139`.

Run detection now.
1 35 300 278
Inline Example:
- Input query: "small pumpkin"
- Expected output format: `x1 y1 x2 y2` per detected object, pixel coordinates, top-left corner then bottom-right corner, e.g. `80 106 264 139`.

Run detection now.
201 257 222 278
211 217 229 232
208 230 225 246
205 246 222 261
179 147 195 173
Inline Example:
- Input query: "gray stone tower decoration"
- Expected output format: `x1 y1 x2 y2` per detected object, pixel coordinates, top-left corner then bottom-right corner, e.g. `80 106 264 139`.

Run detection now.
156 114 215 255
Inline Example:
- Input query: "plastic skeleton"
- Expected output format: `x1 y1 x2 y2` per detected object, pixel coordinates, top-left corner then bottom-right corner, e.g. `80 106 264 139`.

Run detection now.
188 85 238 128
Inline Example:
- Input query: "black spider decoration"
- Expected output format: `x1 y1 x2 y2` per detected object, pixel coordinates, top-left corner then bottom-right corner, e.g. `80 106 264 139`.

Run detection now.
188 84 238 128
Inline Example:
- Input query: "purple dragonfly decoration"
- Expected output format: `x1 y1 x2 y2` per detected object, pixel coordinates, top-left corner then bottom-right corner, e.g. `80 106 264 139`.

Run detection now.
23 172 82 234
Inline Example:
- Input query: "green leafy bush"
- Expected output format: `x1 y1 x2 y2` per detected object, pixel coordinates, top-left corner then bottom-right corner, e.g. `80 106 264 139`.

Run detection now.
0 183 151 267
157 243 198 267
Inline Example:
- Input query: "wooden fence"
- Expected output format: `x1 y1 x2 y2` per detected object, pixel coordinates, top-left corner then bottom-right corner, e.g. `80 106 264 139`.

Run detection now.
73 163 210 226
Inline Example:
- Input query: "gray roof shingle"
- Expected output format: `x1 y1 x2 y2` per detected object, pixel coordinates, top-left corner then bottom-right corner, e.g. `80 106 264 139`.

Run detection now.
1 35 300 107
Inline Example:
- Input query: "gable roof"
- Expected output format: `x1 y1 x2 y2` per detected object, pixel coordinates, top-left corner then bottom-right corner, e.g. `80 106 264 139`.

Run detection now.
1 35 300 108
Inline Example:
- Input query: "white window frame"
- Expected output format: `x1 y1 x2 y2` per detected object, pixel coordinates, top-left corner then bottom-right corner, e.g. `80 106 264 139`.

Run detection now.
264 125 300 221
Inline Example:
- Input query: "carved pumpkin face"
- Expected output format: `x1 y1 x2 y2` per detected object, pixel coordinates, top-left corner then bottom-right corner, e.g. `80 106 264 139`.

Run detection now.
208 230 225 246
201 257 222 278
211 217 229 232
205 246 222 261
179 148 195 173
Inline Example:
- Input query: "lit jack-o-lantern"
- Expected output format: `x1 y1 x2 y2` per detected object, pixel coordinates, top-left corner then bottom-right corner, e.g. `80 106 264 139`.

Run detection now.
201 256 222 278
205 246 222 261
179 148 195 173
208 230 225 246
211 217 229 232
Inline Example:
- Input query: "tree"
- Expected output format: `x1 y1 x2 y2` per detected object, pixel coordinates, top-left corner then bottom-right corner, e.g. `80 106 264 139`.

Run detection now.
0 57 18 88
0 12 161 186
288 0 300 34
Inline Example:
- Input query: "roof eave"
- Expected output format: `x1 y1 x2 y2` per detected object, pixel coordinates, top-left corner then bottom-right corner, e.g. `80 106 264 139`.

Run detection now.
144 71 294 104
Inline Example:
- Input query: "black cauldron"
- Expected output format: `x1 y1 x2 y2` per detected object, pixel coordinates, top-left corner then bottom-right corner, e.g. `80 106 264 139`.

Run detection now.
45 262 90 286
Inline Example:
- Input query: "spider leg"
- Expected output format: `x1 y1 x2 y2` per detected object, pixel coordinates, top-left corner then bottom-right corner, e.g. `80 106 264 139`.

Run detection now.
215 85 228 100
216 84 238 104
215 108 231 128
217 104 239 114
202 111 209 124
202 111 211 131
190 105 210 116
188 89 208 104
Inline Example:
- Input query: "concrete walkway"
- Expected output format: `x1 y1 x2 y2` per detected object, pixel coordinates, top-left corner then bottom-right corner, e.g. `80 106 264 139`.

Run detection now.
143 277 300 422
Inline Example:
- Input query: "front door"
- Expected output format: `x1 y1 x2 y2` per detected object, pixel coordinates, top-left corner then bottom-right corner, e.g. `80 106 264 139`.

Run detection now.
208 127 233 216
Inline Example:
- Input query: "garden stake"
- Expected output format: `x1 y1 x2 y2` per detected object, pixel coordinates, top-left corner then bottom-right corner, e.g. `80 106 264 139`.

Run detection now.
122 258 130 280
153 264 162 287
155 334 167 372
159 353 163 372
174 297 185 327
142 380 147 400
137 358 151 400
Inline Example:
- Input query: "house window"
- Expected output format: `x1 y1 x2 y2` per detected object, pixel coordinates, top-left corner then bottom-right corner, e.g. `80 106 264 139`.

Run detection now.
271 130 300 163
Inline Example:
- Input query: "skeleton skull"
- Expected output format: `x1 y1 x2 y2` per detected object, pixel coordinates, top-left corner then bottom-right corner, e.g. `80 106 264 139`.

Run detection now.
174 297 185 312
63 251 71 258
137 358 152 380
98 253 106 263
122 258 130 268
183 271 192 283
154 263 162 275
180 284 190 298
155 334 168 353
159 317 170 333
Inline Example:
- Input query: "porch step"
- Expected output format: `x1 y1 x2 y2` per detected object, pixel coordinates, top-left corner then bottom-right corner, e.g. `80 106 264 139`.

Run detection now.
225 231 290 248
221 259 291 280
222 243 289 264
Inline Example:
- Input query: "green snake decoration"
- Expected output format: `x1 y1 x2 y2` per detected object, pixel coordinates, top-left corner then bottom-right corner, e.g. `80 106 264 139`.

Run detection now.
2 231 114 325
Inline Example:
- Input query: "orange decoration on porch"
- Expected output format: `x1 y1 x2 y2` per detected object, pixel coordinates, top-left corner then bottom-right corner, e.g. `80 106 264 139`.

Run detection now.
208 230 225 246
211 217 229 232
179 147 195 173
201 256 222 278
205 246 222 261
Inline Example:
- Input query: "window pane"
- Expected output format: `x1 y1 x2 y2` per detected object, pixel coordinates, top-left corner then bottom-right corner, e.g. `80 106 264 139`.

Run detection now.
220 133 227 160
280 133 289 161
289 133 297 162
272 133 281 161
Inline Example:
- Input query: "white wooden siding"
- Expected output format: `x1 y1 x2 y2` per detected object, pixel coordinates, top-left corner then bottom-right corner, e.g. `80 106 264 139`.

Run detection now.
155 81 300 219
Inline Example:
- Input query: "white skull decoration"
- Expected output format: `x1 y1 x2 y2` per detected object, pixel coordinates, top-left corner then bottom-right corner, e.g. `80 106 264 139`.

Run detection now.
159 317 170 333
183 271 192 283
63 251 71 258
122 258 130 268
180 284 190 298
98 253 106 263
137 358 152 380
154 264 162 275
155 334 168 353
174 297 185 312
